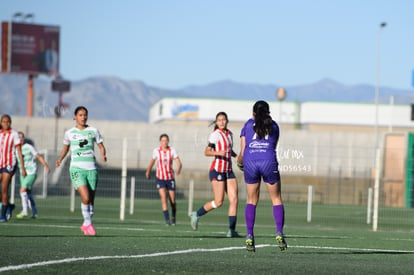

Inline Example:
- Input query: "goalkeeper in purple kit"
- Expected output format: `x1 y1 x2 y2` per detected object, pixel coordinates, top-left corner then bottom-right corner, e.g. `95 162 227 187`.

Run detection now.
237 100 287 252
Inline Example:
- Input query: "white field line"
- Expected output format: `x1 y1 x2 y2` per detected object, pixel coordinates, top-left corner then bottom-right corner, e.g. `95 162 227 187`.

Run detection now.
2 223 414 272
1 244 414 272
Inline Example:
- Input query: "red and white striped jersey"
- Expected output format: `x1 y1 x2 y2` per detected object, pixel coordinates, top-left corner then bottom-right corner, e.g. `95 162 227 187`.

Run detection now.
152 146 179 180
0 128 21 169
208 129 233 173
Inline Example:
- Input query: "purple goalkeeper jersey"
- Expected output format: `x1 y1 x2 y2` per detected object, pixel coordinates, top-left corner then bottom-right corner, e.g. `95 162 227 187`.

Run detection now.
240 118 279 162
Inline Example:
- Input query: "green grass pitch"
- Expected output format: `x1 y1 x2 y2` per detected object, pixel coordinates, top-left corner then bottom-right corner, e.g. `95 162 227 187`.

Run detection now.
1 198 414 274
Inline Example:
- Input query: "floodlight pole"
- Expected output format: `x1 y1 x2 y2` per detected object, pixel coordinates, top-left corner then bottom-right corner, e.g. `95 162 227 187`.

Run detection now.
27 74 34 117
374 22 386 149
372 22 386 232
276 87 287 124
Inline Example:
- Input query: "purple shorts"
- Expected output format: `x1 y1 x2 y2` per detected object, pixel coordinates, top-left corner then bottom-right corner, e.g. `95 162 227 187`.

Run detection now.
243 159 280 184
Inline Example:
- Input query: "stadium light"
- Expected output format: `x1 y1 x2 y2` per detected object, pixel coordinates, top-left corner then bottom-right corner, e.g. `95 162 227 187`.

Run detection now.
12 12 35 22
23 13 35 22
12 12 23 21
374 22 387 149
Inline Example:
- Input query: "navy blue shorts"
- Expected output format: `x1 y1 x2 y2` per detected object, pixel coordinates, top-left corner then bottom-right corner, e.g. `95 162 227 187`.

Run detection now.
155 178 176 191
243 159 280 184
209 170 236 182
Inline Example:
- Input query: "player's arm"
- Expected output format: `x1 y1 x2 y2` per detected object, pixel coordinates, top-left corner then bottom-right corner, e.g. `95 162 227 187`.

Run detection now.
36 153 50 174
237 136 246 165
56 144 69 167
145 159 156 179
204 143 226 157
16 144 27 177
174 157 182 176
97 143 107 162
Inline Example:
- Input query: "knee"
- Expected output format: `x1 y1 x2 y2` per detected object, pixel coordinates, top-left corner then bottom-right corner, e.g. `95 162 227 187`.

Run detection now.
81 197 90 204
213 200 223 208
229 195 238 204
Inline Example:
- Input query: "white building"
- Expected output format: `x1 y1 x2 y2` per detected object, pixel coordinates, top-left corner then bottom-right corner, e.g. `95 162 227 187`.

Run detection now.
149 97 414 130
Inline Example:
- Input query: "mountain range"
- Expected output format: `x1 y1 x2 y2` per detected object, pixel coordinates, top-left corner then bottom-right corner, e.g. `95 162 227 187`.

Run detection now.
1 74 413 121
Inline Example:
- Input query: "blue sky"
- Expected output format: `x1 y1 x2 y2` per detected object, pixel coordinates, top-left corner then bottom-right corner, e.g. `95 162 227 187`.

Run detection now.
1 1 413 89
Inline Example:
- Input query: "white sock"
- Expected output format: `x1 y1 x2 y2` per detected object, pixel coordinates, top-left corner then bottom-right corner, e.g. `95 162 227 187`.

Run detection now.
81 203 91 226
20 192 28 215
89 204 94 219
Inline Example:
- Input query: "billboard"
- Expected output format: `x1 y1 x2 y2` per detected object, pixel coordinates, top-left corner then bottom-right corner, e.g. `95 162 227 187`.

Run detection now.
1 21 60 76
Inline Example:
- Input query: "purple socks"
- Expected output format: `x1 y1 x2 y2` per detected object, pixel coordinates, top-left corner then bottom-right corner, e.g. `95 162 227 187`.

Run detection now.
245 203 256 236
273 204 285 234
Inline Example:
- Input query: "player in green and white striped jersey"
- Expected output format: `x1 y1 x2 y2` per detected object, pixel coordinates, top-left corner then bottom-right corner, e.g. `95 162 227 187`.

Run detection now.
56 106 107 236
16 132 50 219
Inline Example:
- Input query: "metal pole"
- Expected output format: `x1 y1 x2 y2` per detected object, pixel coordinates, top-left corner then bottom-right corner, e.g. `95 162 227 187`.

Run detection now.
188 180 194 216
307 185 313 222
373 148 382 231
388 95 394 132
129 176 135 215
367 187 372 224
120 138 128 221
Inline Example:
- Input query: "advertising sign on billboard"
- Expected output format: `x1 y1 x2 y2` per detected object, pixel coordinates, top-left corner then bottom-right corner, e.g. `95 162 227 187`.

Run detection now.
1 21 60 76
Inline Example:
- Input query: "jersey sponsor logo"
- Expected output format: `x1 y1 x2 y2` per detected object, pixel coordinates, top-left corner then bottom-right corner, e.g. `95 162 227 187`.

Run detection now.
248 141 270 149
79 139 88 148
76 151 94 157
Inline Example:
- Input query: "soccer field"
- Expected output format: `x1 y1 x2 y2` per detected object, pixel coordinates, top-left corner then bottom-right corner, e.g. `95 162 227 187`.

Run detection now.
1 198 414 274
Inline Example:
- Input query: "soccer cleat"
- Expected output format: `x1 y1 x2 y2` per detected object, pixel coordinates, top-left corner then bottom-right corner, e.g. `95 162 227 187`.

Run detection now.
165 220 171 226
6 204 15 221
81 224 96 236
81 224 88 235
16 212 29 219
0 216 6 223
226 229 241 238
31 214 38 219
86 224 96 236
190 211 199 231
276 233 287 251
246 234 255 252
171 217 176 226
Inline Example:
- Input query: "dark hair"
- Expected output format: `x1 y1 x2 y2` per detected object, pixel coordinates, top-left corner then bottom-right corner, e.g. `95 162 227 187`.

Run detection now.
1 114 11 123
253 100 273 139
159 133 169 141
18 131 34 146
74 106 88 116
210 111 228 130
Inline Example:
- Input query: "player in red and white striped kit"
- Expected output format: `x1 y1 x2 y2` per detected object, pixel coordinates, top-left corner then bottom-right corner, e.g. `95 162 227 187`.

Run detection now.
146 134 182 225
0 114 26 222
190 112 240 237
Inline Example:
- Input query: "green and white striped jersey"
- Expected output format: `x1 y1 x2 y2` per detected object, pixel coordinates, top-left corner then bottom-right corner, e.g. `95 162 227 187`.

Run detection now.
17 143 38 175
63 126 104 170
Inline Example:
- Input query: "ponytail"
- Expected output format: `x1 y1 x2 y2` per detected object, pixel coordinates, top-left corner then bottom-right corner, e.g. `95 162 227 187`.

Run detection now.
253 100 273 139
